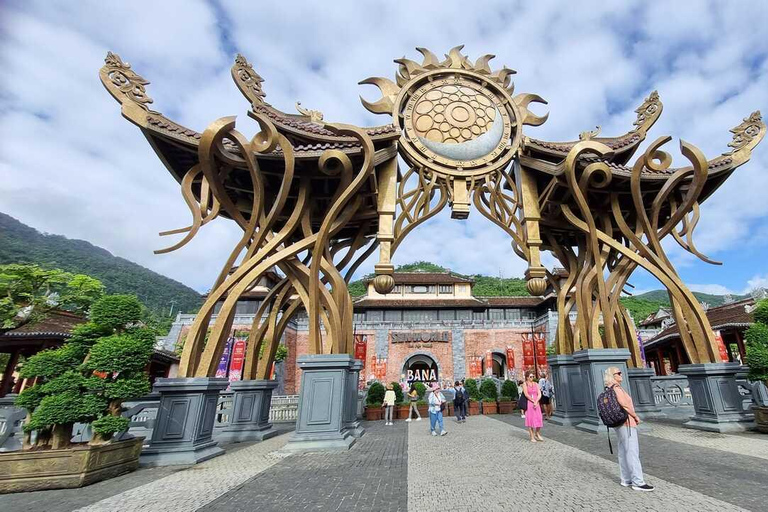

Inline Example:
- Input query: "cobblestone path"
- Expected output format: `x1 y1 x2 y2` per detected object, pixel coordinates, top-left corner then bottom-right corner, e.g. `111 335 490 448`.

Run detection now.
408 415 747 512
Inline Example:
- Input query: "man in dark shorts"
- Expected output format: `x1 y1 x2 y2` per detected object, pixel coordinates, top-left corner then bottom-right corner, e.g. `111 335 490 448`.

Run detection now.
538 371 554 420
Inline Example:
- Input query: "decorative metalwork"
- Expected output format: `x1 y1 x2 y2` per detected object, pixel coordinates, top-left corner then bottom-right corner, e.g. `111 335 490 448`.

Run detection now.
101 46 765 377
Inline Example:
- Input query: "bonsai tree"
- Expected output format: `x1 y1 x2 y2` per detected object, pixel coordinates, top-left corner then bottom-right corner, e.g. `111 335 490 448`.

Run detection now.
746 299 768 386
480 378 498 401
500 379 518 399
366 381 386 406
464 378 480 401
15 294 155 449
390 381 404 404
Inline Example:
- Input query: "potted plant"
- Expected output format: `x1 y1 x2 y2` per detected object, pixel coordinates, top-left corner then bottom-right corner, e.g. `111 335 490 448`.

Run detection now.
396 400 411 419
465 379 480 415
745 299 768 433
2 295 153 493
416 399 428 418
480 378 498 414
365 382 386 421
498 380 519 414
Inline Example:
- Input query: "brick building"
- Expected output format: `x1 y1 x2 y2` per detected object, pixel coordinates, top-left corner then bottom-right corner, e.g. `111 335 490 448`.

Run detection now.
161 271 557 394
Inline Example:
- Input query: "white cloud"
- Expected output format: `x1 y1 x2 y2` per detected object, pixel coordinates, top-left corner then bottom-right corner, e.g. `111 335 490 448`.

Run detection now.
1 0 767 295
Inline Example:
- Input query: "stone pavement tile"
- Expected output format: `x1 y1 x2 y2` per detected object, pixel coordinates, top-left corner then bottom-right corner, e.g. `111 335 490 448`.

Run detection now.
199 420 408 512
642 422 768 460
72 432 292 512
409 414 747 512
492 414 768 512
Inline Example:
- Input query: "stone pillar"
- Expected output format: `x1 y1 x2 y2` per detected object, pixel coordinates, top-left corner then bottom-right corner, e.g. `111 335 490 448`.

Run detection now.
139 377 229 466
547 354 586 426
573 348 631 434
282 354 356 453
678 362 754 433
626 367 662 418
215 379 278 443
343 360 365 438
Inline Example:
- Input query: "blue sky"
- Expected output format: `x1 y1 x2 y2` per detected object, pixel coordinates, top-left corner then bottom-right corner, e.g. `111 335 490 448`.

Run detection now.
1 1 767 295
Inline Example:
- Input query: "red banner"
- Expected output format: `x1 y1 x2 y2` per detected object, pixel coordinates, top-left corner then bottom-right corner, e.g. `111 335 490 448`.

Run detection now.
523 335 535 367
228 339 246 383
485 350 493 376
374 357 387 381
506 346 516 370
468 357 482 378
714 330 729 362
354 334 367 365
536 333 548 368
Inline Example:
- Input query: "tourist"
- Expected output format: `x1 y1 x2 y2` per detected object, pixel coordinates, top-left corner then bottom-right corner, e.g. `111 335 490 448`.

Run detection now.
453 381 465 422
517 379 526 418
406 385 421 422
523 371 544 442
428 383 447 436
604 367 655 492
383 383 396 426
459 380 468 420
538 370 555 420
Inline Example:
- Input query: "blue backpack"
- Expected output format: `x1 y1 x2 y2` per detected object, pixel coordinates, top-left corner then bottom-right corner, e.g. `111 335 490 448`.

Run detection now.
597 385 628 428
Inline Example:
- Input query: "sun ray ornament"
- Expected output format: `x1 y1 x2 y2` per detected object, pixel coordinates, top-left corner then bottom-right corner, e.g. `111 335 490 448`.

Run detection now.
101 45 764 383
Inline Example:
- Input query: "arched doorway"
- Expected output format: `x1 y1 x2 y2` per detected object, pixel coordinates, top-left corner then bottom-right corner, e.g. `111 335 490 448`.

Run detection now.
403 353 439 386
481 352 506 379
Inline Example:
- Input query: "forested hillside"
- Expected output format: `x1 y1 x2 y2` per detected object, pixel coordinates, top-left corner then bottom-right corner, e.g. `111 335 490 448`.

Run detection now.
0 213 202 315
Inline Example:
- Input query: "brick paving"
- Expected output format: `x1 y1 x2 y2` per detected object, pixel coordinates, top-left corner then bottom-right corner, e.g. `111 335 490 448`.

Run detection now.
200 420 408 512
643 422 768 460
408 414 747 512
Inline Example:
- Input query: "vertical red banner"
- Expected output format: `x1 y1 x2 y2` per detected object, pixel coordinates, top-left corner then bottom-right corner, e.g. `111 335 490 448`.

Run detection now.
506 346 516 371
523 335 535 367
228 339 246 383
714 330 729 362
485 350 493 376
536 333 548 368
376 358 387 380
354 334 367 365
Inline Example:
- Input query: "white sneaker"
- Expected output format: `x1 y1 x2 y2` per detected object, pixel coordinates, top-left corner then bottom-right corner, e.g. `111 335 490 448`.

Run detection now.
620 482 631 487
416 417 422 421
440 430 447 436
405 418 412 422
431 431 437 436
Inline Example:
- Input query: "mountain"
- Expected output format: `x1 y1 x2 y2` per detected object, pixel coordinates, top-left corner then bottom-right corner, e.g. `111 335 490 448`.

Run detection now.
631 289 747 307
0 212 202 314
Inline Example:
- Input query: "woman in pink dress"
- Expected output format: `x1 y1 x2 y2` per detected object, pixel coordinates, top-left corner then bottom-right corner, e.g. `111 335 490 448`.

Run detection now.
523 371 544 442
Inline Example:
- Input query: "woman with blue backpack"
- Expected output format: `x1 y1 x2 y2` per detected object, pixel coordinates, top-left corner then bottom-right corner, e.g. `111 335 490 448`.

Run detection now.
602 367 654 492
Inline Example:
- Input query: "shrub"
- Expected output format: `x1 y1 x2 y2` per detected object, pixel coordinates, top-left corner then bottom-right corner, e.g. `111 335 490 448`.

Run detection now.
366 382 386 405
390 381 404 403
500 379 518 398
464 378 480 400
90 294 142 332
480 379 498 401
745 322 768 384
413 382 427 399
91 415 130 439
753 299 768 326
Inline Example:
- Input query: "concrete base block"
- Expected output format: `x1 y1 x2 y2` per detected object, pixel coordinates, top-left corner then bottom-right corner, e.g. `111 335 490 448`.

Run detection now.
139 377 229 467
678 363 754 433
572 348 632 434
547 354 587 427
284 354 357 454
627 367 663 418
215 379 278 444
343 360 366 439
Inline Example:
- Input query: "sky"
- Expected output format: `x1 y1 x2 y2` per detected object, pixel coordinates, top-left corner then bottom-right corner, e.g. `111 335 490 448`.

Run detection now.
1 1 767 296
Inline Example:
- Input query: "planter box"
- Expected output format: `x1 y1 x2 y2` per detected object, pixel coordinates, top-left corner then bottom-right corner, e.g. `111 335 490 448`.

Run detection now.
417 404 428 417
468 401 480 415
482 401 498 414
498 400 517 414
445 403 454 417
755 406 768 434
365 407 383 421
0 437 143 494
396 406 410 419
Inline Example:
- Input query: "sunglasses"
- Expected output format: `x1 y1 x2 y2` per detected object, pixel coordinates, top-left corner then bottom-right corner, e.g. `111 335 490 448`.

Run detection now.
614 372 622 376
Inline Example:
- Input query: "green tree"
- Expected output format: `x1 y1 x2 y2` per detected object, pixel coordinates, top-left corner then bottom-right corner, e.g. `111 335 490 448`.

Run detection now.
745 299 768 385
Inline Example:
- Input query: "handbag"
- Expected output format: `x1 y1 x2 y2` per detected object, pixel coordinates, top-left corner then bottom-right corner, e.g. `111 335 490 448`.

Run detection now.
517 394 528 410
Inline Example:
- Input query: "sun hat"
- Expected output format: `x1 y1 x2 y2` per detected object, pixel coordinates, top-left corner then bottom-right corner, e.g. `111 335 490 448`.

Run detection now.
430 383 440 391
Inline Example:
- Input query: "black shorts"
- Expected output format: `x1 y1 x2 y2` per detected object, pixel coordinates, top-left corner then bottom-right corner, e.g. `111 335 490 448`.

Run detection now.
540 396 551 405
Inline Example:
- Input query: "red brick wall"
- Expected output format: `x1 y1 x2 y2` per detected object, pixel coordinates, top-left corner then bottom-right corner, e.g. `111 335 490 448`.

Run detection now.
385 333 454 384
464 329 527 380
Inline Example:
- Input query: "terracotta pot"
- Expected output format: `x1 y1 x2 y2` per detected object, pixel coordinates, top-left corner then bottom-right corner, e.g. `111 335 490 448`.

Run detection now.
468 401 480 415
498 400 517 414
365 407 383 421
397 406 410 419
482 401 498 414
417 404 428 417
0 437 143 494
446 403 454 416
754 405 768 434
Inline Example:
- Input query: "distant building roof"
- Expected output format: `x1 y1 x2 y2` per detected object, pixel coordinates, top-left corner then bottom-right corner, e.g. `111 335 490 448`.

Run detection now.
0 310 87 339
644 298 755 349
353 296 544 309
363 271 474 286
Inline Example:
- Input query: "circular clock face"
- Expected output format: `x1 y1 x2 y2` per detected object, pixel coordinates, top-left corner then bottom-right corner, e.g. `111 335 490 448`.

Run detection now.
398 72 520 178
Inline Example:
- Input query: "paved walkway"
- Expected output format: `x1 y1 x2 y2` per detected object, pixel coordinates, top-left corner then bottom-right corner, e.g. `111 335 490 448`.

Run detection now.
2 416 767 512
